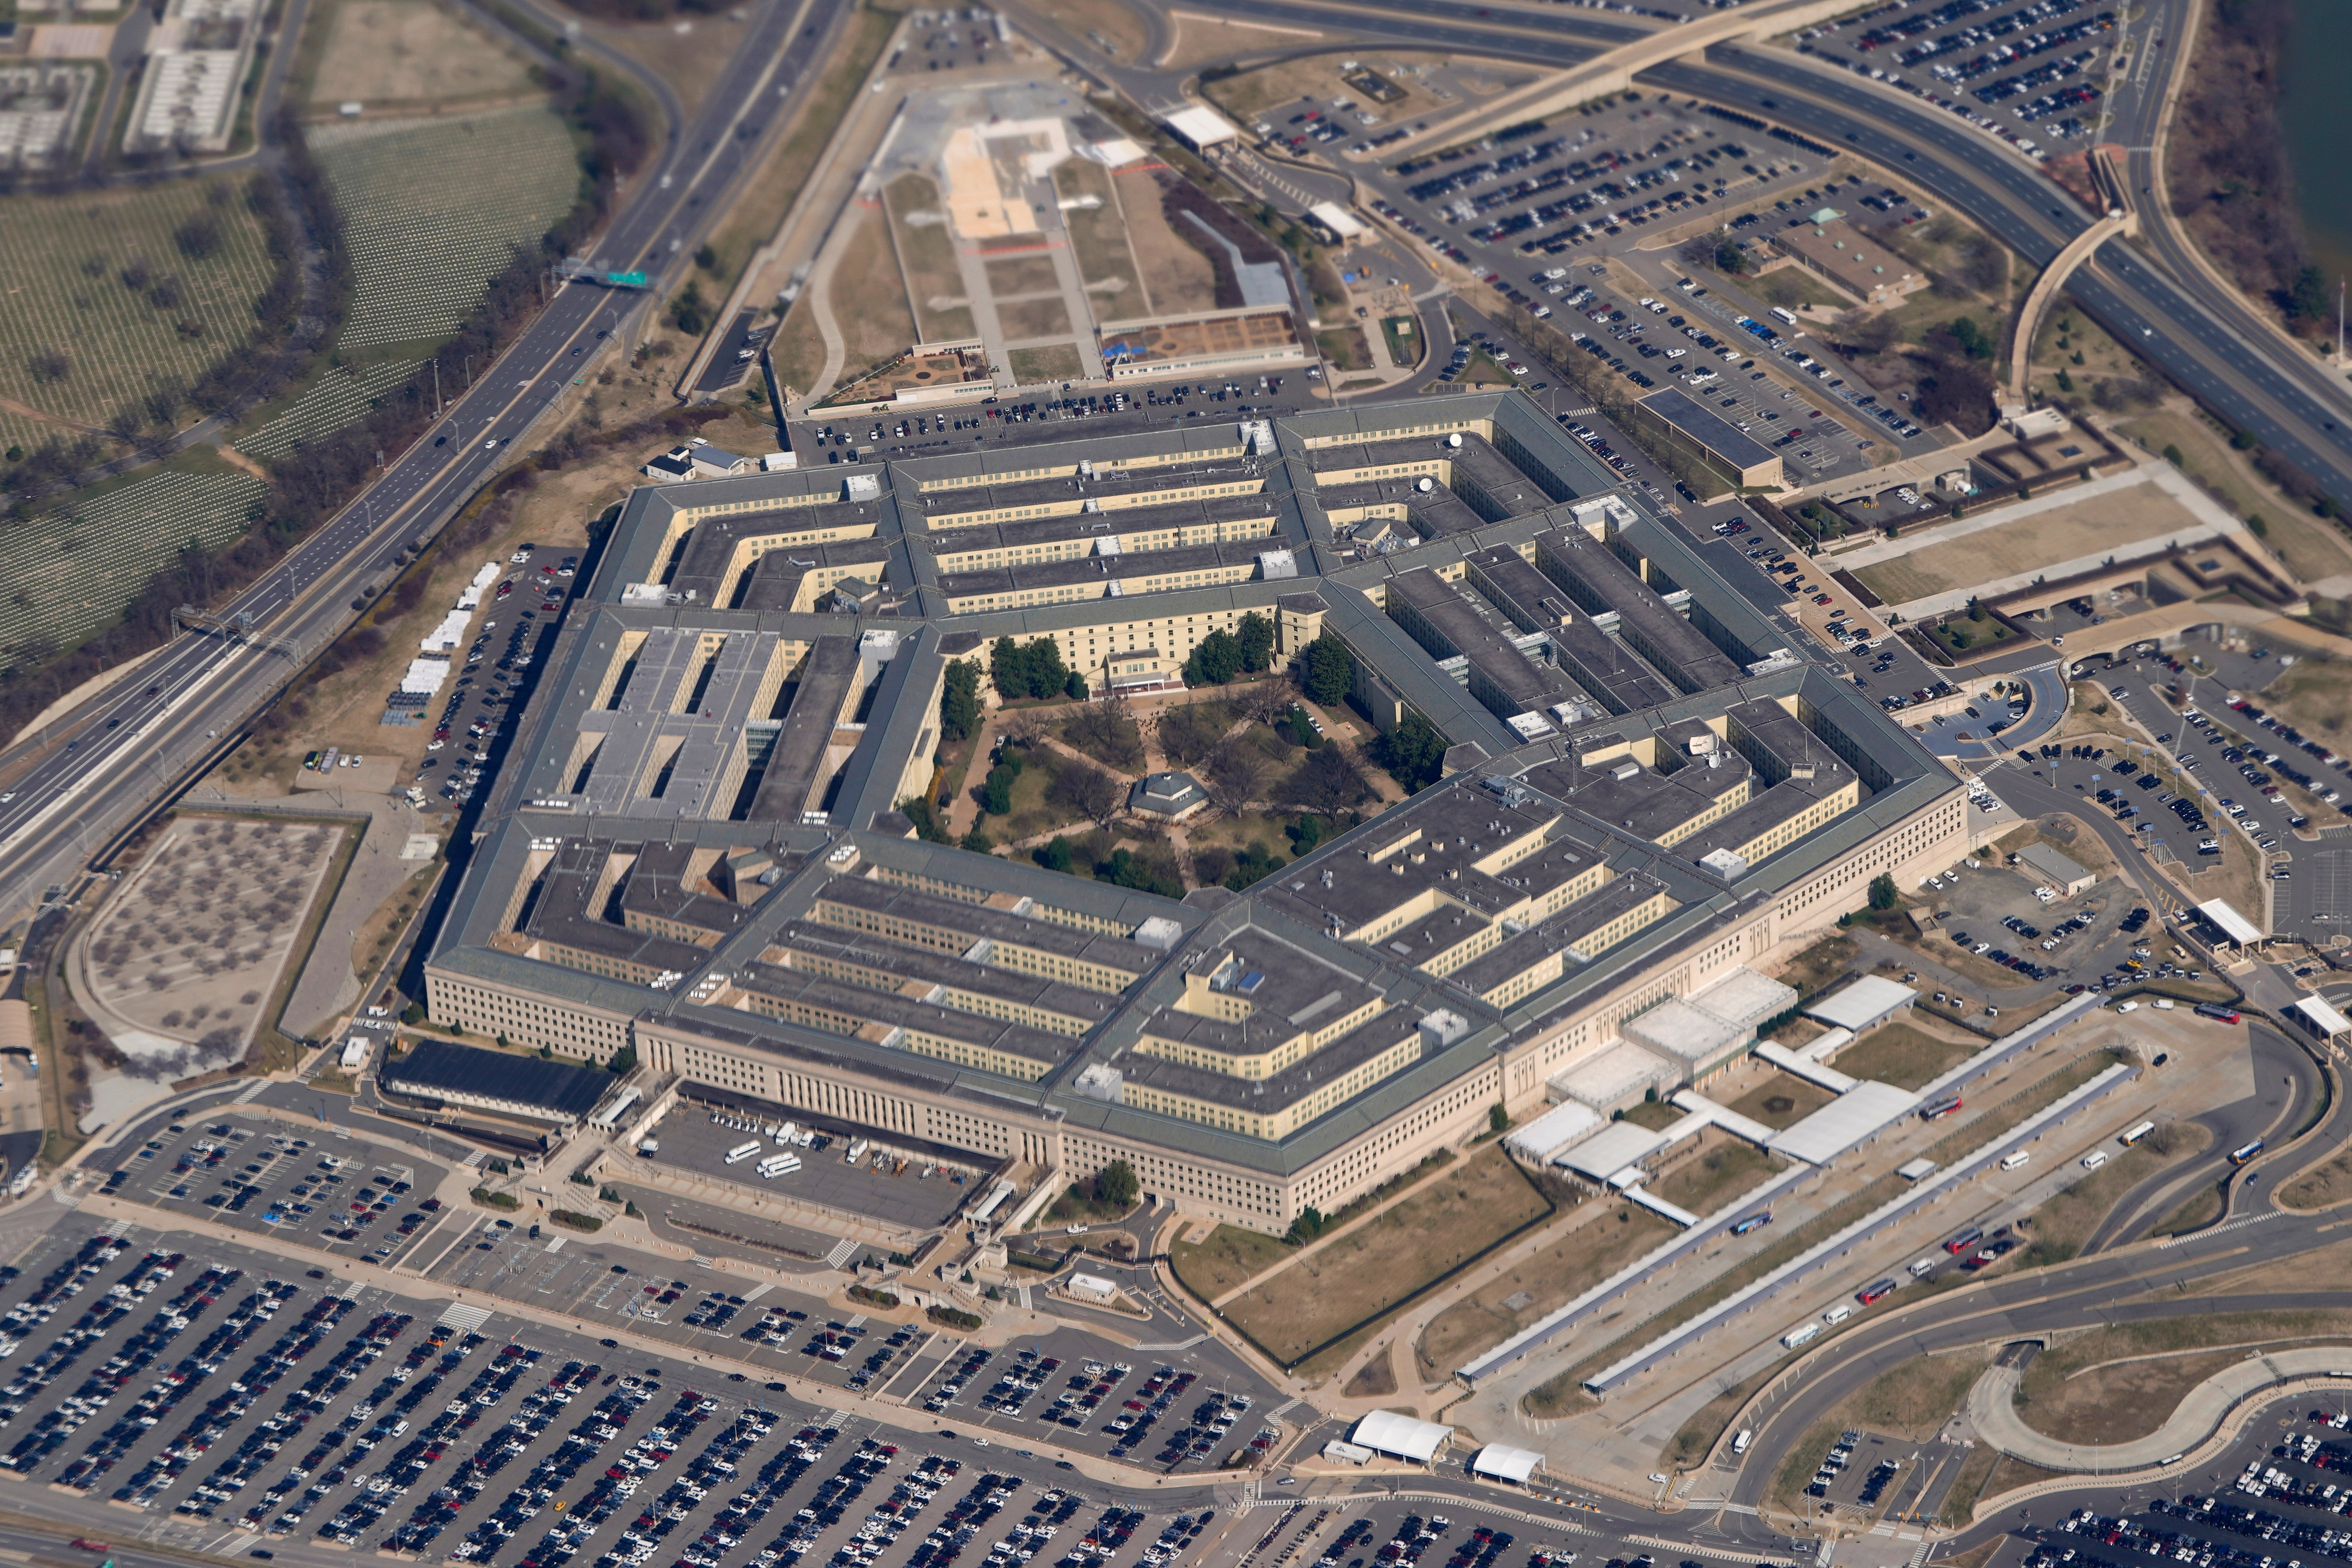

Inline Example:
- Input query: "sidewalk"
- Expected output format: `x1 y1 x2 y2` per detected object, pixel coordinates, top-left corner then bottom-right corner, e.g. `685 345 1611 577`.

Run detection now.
1968 1347 2352 1470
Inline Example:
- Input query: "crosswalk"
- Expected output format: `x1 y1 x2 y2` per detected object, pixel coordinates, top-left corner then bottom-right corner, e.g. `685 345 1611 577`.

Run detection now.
822 1236 859 1268
438 1301 494 1333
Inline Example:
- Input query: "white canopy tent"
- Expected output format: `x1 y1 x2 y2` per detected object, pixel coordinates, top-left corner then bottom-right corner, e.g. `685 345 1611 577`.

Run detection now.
1350 1411 1454 1463
1469 1446 1544 1484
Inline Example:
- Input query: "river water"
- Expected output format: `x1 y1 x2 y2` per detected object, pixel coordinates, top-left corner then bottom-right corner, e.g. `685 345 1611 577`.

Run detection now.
2283 1 2352 295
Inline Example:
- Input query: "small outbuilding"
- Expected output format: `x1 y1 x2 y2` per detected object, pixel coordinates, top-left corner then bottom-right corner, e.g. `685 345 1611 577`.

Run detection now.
2197 899 2263 949
1163 105 1241 154
2017 841 2095 896
1065 1273 1118 1305
1128 771 1207 820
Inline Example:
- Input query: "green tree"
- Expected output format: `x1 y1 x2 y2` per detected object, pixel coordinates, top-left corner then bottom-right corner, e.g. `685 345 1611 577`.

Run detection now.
1186 629 1243 685
1235 612 1275 673
1099 848 1182 896
1287 707 1320 748
1301 632 1354 706
1035 836 1074 873
1714 238 1747 275
1287 814 1323 854
606 1042 638 1075
1026 638 1069 698
1489 1103 1510 1134
2289 264 2330 326
694 243 720 273
1093 1159 1139 1208
989 636 1028 700
979 753 1023 815
1868 872 1898 911
1064 670 1090 700
899 795 950 842
1285 1206 1326 1245
1226 841 1284 890
940 659 982 743
1371 710 1447 792
960 827 994 853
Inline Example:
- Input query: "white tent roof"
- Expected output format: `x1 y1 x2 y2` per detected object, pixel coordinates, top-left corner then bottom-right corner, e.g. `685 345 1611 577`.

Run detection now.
2198 899 2262 945
1803 975 1917 1032
1470 1445 1543 1483
2297 996 2352 1037
1350 1410 1453 1462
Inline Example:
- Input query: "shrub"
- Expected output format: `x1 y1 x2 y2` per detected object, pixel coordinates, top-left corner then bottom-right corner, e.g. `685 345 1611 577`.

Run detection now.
848 1284 901 1309
470 1186 519 1210
927 1305 983 1331
549 1210 602 1232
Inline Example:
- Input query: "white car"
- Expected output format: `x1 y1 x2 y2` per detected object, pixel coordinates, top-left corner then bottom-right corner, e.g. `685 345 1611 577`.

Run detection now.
483 438 500 450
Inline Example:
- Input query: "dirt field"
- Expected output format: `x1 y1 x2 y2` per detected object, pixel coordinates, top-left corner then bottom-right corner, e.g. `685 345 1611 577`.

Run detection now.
831 207 918 375
1767 1351 1989 1515
1220 1146 1550 1364
306 0 535 107
883 175 972 345
1052 160 1143 308
1721 1070 1839 1130
2022 1123 2208 1260
1158 12 1331 71
1113 168 1218 317
1007 345 1082 384
1830 1021 1981 1089
1169 1222 1292 1301
984 254 1060 297
2116 400 2349 584
1854 478 2213 605
82 817 346 1067
1414 1201 1677 1378
2016 1313 2352 1445
2281 1143 2352 1211
998 296 1072 341
1646 1134 1780 1216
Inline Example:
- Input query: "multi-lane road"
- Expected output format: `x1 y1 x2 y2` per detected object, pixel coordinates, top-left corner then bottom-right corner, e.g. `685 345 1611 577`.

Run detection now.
0 0 846 914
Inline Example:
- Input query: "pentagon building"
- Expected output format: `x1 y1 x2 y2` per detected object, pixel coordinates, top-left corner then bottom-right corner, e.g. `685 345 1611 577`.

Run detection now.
423 393 1966 1235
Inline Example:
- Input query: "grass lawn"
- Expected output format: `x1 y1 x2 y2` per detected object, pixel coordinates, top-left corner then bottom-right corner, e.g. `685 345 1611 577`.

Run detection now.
1009 346 1084 384
1414 1202 1678 1378
2282 1141 2352 1211
1767 1352 1990 1515
2019 1123 2209 1262
1220 1146 1550 1365
2014 1311 2352 1446
828 208 918 378
883 174 972 344
1316 326 1374 371
1647 1135 1781 1216
1930 612 2020 656
1381 316 1424 368
1750 267 1845 313
1828 1022 1981 1089
1052 160 1144 309
1777 933 1859 997
1620 1099 1682 1132
978 751 1093 844
1169 1224 1292 1301
1722 1070 1839 1130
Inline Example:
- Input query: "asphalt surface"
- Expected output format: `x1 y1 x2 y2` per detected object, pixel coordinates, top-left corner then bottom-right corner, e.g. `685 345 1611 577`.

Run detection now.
0 0 846 917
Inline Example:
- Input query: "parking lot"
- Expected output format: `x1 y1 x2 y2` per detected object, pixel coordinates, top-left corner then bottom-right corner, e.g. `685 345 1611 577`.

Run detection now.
94 1110 452 1269
415 542 576 808
0 1215 1274 1568
1791 0 2121 156
638 1105 989 1234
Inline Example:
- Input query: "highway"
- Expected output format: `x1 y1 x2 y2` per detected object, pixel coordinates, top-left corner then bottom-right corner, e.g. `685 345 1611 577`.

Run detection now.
0 0 846 915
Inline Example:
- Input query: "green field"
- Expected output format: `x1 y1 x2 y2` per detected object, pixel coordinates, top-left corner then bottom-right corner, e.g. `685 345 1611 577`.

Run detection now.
0 465 268 659
311 104 581 349
0 179 279 458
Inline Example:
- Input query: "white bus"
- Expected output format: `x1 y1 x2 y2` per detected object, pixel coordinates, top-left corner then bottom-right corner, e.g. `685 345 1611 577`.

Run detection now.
1769 305 1800 326
2119 1120 2156 1147
724 1141 762 1164
757 1155 799 1178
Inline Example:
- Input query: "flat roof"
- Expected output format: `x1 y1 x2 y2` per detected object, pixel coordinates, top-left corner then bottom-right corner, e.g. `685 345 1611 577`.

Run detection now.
381 1040 614 1120
2018 841 2093 885
1163 105 1241 146
1765 1079 1920 1165
1802 975 1917 1032
2198 899 2263 945
1558 1118 1671 1181
2296 996 2352 1036
1638 387 1781 474
1503 1099 1602 1163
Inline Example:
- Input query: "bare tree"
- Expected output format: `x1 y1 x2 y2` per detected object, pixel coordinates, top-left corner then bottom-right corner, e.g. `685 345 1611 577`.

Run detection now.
1241 679 1298 730
1203 739 1265 817
1001 706 1051 749
1051 761 1125 827
1284 746 1370 819
1065 703 1143 770
1159 703 1224 767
